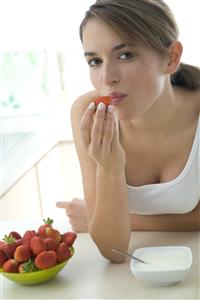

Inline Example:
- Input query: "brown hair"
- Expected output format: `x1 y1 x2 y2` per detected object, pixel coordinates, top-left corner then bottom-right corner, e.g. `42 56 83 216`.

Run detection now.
80 0 200 90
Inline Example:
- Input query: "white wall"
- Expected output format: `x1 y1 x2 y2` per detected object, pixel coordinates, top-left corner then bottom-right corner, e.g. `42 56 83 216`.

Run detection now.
165 0 199 66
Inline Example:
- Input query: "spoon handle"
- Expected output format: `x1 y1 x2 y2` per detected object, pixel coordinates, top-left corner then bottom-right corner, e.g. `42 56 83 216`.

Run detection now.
112 248 149 264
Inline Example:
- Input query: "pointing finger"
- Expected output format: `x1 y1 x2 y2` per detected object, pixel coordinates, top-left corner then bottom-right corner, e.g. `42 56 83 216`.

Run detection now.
56 201 71 209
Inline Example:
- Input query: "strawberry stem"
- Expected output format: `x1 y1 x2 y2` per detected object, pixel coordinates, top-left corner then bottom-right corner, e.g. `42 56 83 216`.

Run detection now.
43 217 53 225
22 259 39 272
3 234 16 244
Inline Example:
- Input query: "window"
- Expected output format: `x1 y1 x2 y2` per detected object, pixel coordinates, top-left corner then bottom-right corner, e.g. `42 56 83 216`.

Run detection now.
0 0 94 118
0 51 49 114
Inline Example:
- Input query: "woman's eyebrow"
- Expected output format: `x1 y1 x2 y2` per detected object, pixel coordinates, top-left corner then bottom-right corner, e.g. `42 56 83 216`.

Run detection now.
84 43 127 56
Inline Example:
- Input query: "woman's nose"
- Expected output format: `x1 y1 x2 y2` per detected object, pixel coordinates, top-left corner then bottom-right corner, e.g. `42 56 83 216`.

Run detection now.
101 63 120 86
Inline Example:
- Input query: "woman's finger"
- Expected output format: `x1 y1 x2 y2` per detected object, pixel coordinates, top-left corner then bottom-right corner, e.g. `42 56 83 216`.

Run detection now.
101 105 114 154
56 201 70 209
111 116 120 149
80 102 96 148
56 201 73 218
91 102 106 147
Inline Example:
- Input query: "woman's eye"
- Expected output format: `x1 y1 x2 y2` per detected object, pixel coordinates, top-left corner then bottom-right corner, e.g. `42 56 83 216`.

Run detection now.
119 51 134 60
87 58 102 67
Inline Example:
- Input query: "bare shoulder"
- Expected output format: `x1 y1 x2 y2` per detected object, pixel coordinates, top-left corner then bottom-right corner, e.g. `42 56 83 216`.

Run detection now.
182 87 200 117
71 90 99 121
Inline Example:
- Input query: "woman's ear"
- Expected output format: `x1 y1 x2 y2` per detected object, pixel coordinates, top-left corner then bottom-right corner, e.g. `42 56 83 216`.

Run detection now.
165 41 183 75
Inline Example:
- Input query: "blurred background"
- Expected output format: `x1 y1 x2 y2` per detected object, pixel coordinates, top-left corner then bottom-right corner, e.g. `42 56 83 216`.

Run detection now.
0 0 199 226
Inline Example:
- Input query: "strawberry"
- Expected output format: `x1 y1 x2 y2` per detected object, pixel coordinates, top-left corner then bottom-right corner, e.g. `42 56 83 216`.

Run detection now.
2 235 17 259
9 231 22 240
61 232 77 247
30 236 46 256
0 249 7 267
3 259 19 273
44 237 57 251
37 218 61 243
22 230 36 247
56 242 71 263
45 228 61 244
14 245 32 262
0 241 4 250
37 218 53 238
15 238 22 248
34 251 57 270
18 259 39 273
94 96 112 107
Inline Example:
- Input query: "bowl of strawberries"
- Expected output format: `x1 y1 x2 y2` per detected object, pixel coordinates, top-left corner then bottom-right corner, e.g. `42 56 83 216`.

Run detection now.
0 218 77 285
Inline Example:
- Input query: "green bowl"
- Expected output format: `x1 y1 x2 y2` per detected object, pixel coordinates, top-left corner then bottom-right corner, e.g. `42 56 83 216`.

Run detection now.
0 247 74 285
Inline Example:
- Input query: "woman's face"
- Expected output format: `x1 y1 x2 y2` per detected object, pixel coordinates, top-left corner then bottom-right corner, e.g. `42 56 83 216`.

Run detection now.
82 18 169 120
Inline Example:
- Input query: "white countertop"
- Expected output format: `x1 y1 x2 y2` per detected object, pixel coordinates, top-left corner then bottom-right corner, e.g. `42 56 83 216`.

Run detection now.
1 221 199 300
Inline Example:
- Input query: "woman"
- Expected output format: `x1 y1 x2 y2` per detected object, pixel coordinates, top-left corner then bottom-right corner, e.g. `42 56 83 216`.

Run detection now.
57 0 200 262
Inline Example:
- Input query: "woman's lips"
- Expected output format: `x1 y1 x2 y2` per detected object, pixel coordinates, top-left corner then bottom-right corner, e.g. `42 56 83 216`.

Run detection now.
108 92 127 105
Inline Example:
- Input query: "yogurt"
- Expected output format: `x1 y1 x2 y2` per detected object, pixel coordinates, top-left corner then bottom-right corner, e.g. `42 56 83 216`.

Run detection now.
133 247 192 271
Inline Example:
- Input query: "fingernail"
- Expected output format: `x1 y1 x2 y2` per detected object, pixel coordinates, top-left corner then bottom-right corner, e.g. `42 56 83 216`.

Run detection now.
98 102 106 111
108 105 113 113
88 102 95 110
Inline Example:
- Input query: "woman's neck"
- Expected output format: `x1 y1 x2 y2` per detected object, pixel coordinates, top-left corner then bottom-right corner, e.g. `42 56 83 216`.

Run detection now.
120 85 199 142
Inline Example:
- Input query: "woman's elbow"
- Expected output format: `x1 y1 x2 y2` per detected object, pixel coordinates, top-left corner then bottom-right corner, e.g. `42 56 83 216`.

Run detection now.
89 231 127 263
94 246 126 263
99 249 126 263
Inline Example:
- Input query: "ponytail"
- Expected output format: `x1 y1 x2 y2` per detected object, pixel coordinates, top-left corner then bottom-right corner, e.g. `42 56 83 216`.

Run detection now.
171 63 200 90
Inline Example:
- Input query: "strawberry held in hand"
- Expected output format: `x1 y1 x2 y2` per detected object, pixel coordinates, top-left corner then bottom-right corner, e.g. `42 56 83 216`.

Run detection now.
93 96 112 107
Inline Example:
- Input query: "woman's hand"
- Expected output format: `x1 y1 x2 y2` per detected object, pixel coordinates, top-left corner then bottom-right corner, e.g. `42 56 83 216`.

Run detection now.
80 102 126 175
56 198 89 233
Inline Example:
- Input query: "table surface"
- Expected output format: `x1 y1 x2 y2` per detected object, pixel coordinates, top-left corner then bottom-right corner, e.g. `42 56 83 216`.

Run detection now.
1 221 200 300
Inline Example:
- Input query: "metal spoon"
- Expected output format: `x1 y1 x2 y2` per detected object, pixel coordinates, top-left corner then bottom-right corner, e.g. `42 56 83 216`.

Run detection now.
112 248 149 264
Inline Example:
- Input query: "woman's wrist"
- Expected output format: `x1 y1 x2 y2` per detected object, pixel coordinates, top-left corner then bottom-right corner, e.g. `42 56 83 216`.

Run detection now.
96 163 125 179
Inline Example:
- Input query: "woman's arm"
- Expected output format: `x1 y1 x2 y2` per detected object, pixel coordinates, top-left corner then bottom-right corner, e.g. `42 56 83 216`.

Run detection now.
71 92 131 263
56 197 200 233
90 167 130 262
130 201 200 231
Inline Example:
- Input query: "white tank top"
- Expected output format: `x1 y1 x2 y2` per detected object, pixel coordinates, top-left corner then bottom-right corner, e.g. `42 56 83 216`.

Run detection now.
126 117 200 215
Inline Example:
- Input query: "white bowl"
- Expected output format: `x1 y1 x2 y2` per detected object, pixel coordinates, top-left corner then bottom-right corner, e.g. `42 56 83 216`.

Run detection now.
130 246 192 286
